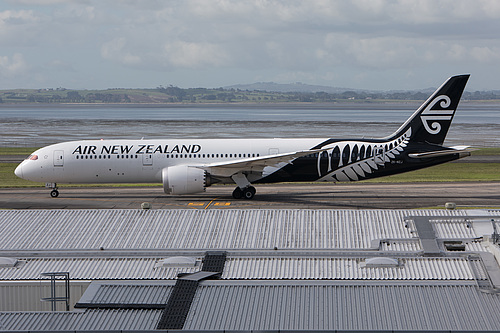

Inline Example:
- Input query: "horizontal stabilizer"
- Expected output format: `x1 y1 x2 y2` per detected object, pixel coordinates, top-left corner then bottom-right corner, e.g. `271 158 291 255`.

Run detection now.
408 146 476 159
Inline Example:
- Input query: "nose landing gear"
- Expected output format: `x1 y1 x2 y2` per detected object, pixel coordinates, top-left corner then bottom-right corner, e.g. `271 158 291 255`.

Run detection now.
46 183 59 198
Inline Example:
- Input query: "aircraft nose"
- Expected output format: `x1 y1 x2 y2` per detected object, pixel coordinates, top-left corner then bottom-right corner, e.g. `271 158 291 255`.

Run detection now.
14 163 24 179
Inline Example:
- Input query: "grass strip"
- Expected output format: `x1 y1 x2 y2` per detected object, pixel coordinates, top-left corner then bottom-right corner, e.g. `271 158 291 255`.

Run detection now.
361 163 500 183
0 147 39 156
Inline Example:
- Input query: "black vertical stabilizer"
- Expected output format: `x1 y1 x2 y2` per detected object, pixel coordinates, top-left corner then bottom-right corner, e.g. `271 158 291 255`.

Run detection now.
384 74 470 145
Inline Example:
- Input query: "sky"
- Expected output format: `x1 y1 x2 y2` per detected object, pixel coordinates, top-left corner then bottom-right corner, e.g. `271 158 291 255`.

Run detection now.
1 0 499 91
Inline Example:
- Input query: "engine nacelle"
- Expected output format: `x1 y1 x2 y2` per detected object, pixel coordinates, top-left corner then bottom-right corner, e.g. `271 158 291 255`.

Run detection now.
162 165 211 195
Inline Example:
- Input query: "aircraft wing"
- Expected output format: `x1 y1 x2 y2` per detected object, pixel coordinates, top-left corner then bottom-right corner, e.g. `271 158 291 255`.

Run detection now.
408 146 476 159
200 148 328 178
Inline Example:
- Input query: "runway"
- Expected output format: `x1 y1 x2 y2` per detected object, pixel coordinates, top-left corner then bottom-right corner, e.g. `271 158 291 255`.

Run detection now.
1 182 499 210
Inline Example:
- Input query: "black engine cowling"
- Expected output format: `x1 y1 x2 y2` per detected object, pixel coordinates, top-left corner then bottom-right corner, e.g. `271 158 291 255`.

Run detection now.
162 165 211 194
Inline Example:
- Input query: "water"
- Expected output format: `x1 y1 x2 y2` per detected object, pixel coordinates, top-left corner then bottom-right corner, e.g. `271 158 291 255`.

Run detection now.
1 103 499 147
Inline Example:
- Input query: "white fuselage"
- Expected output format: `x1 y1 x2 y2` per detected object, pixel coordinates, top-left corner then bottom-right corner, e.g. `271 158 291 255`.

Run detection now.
15 138 325 184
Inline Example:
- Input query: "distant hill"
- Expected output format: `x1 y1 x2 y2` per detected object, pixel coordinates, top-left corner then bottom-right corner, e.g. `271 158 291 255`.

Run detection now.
225 82 364 93
1 85 499 104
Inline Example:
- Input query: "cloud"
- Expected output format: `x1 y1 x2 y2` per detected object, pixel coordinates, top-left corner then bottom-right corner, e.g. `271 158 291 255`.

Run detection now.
101 38 141 65
46 59 75 72
320 32 500 71
163 41 230 68
0 9 40 43
470 46 500 63
7 0 72 4
2 0 500 89
0 53 28 77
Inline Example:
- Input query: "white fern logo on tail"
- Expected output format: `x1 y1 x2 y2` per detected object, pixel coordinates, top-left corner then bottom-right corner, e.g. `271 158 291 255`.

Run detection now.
317 128 411 182
420 95 454 135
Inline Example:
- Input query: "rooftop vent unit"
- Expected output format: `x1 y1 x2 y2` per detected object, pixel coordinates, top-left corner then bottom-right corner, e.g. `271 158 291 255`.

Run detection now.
156 256 200 268
444 241 466 251
0 257 18 268
361 257 400 268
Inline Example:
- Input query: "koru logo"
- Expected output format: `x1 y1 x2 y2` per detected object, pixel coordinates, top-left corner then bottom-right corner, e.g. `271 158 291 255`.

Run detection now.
420 95 454 135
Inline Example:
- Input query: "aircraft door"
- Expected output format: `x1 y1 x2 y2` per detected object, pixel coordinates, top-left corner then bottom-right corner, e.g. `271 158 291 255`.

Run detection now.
142 153 153 166
269 148 279 155
53 150 64 167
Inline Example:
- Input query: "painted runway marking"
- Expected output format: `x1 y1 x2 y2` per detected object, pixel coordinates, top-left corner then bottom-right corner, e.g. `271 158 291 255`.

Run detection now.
188 200 231 209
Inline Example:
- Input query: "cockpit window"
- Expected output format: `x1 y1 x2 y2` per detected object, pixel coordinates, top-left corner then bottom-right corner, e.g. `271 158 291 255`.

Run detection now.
26 154 38 161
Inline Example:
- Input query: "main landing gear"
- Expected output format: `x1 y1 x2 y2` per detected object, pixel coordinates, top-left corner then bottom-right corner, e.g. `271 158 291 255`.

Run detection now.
46 183 59 198
231 173 256 200
232 186 256 200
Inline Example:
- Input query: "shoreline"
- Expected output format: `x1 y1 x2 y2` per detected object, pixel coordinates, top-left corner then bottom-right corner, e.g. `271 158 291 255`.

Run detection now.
2 100 500 108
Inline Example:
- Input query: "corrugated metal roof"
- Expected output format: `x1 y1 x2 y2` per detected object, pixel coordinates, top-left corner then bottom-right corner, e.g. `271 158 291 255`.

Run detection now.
0 256 485 281
91 284 173 305
432 220 478 239
1 209 500 331
4 282 500 331
380 240 421 251
466 241 490 252
0 209 472 251
0 257 200 280
0 309 161 331
221 257 480 280
184 282 500 331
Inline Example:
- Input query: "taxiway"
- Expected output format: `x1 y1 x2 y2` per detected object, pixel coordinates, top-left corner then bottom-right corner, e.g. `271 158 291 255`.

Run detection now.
1 182 498 210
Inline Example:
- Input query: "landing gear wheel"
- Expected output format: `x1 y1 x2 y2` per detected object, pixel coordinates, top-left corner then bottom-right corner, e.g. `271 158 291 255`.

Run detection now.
50 189 59 198
243 186 256 200
232 187 243 199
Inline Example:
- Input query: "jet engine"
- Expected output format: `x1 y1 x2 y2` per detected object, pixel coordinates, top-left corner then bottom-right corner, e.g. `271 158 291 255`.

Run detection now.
162 165 211 195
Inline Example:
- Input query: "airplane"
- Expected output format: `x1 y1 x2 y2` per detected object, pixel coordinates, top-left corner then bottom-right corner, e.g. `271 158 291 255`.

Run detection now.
15 74 471 199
